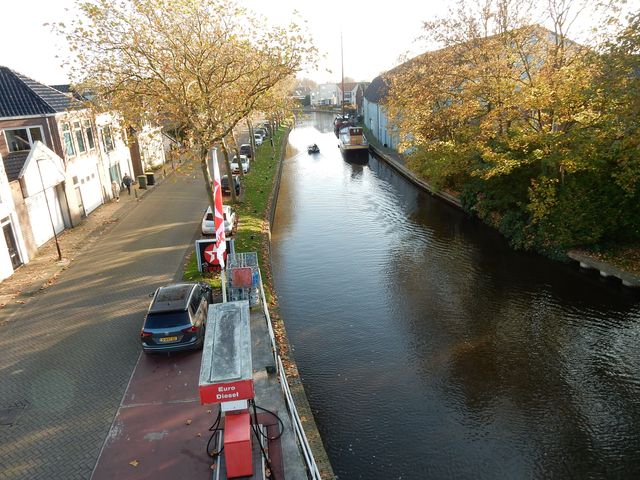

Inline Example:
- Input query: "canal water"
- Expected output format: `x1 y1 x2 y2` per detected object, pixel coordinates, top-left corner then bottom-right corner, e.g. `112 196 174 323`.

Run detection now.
270 112 640 479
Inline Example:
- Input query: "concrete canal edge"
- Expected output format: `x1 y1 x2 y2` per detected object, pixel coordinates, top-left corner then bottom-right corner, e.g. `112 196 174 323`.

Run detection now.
263 126 337 479
368 142 462 209
567 250 640 288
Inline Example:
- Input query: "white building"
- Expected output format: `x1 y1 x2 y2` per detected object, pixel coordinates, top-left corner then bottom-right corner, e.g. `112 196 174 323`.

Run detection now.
363 75 399 149
0 152 28 281
95 112 135 195
17 142 67 248
310 83 340 107
137 125 167 170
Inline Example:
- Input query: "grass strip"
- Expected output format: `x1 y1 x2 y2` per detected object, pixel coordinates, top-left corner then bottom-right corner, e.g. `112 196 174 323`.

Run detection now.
183 123 289 292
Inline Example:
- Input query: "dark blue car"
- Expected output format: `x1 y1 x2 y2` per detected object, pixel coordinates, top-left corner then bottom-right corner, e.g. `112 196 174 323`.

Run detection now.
140 282 213 354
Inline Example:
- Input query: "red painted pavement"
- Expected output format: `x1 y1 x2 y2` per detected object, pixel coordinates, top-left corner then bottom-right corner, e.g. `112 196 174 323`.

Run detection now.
92 351 220 479
122 351 203 406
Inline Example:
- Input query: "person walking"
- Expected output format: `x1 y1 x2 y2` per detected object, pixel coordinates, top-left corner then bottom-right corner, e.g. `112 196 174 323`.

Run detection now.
122 173 132 195
111 180 120 202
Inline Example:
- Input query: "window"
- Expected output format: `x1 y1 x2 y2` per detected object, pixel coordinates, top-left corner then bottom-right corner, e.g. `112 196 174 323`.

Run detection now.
73 121 86 153
83 120 95 150
62 123 75 156
101 126 115 152
4 126 44 152
144 311 190 329
189 286 202 316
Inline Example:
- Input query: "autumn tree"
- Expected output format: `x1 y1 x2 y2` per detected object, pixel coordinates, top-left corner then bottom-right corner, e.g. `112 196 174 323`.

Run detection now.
386 0 639 254
295 77 318 91
59 0 316 208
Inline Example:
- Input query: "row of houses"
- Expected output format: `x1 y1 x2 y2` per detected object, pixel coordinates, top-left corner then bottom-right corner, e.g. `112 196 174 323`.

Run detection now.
299 77 396 145
308 82 369 115
0 66 174 282
305 79 397 148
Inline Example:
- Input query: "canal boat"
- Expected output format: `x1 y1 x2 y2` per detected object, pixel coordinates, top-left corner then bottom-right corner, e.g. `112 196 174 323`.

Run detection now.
334 114 350 136
338 125 369 161
335 33 367 161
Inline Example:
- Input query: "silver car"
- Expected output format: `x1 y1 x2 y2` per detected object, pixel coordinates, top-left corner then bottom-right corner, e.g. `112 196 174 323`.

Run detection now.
140 282 213 353
230 155 250 174
201 205 236 236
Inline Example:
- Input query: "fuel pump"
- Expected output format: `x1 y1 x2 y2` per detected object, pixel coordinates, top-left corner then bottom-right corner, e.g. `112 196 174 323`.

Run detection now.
199 300 255 478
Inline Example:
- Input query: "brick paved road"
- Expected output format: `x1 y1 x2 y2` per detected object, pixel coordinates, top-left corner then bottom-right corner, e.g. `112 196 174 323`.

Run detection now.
0 172 208 479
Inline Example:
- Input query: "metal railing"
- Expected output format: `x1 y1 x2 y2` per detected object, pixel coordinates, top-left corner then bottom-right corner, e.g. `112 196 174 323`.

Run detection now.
258 271 322 480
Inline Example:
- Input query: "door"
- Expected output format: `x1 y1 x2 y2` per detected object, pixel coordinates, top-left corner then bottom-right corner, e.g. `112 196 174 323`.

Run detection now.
75 186 86 219
25 188 65 247
109 164 122 184
2 218 22 270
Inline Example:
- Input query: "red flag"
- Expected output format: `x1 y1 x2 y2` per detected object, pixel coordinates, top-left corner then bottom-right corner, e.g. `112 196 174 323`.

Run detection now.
211 148 226 268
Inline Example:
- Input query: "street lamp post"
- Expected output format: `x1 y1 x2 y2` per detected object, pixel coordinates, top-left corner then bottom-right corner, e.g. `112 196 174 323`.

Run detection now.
35 158 63 261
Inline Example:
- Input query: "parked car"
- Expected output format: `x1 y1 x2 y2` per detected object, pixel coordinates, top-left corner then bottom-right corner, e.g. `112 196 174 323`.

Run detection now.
230 155 250 174
239 143 253 159
255 127 268 139
140 282 213 354
201 205 237 236
254 133 263 146
221 174 241 195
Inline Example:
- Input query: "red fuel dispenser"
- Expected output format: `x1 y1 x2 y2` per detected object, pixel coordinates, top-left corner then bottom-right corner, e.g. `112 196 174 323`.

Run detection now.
199 300 254 478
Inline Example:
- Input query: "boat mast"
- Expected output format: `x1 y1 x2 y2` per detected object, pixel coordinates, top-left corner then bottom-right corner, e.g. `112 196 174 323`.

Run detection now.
341 31 345 118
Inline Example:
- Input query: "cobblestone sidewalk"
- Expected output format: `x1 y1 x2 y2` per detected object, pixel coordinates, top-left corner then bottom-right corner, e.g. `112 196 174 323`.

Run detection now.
0 171 169 323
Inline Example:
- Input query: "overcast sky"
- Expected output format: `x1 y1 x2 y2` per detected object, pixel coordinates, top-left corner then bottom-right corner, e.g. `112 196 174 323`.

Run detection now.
0 0 637 87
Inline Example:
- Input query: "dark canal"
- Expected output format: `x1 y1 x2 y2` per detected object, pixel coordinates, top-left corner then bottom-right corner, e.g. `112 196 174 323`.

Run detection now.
270 112 640 479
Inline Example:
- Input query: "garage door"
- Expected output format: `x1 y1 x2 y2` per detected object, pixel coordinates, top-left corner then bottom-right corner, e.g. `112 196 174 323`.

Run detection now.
26 187 65 247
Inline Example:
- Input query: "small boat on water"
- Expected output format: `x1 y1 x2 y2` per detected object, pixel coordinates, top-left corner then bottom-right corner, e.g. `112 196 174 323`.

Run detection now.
338 126 369 161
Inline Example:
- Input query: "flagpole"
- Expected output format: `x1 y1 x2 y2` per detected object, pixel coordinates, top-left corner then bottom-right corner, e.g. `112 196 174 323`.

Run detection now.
221 270 227 303
210 147 228 300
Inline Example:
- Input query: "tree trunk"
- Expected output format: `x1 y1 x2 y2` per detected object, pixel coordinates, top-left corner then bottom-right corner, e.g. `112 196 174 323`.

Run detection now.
221 140 237 203
230 131 241 159
246 118 255 158
227 134 244 179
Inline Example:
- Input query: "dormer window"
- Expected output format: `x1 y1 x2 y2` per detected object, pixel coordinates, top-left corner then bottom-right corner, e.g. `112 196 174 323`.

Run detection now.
4 126 44 152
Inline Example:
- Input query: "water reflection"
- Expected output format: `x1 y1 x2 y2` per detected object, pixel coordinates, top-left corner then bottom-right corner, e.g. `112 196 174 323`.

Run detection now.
271 111 640 479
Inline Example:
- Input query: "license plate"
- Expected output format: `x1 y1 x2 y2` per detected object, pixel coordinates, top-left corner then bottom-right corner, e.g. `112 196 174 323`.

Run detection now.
159 336 178 343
